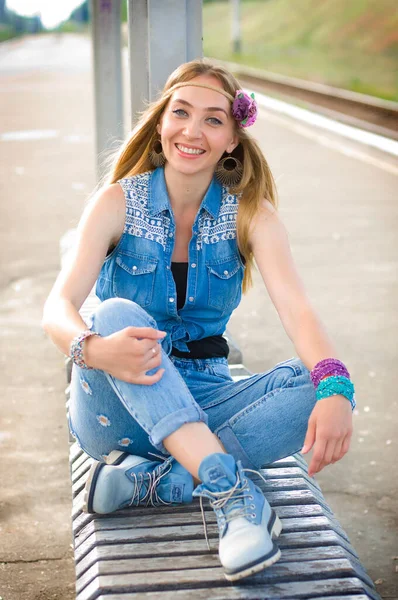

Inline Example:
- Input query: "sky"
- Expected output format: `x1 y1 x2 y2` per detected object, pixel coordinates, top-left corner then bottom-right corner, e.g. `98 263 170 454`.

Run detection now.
6 0 85 29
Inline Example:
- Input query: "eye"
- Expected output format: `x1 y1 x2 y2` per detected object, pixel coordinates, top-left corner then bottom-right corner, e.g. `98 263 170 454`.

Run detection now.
207 117 223 126
172 109 187 117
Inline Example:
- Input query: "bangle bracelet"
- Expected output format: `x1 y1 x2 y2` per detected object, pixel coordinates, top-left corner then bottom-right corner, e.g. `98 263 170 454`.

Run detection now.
316 375 356 410
70 330 100 369
311 358 350 388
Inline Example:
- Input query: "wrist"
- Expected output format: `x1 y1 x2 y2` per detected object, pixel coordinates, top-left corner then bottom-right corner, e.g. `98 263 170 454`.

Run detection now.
315 375 356 410
310 358 355 411
82 333 105 369
70 330 102 370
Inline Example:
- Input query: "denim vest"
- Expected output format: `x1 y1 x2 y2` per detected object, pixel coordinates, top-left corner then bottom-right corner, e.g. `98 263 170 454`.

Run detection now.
96 167 245 355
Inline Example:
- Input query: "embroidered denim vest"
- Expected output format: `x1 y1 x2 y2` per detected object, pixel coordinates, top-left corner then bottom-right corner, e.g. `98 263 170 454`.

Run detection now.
96 167 245 355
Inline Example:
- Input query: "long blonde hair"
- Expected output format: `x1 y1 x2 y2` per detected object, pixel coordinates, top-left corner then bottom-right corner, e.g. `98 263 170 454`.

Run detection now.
105 59 278 294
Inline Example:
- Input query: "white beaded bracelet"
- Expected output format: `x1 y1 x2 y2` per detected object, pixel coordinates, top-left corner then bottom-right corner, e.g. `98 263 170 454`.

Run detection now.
70 330 100 369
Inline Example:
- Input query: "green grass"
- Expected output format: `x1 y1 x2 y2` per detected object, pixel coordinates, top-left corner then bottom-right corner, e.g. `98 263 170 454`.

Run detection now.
0 24 18 43
203 0 398 101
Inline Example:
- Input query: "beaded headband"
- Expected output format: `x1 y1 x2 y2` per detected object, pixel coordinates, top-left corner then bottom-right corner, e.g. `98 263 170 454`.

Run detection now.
165 82 258 128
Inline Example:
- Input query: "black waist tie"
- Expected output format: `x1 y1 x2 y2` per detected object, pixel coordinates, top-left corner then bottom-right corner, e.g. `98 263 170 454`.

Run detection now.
170 262 229 359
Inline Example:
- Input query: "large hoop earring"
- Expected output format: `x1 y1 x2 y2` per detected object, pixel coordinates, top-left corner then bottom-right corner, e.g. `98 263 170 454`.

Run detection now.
215 154 243 187
149 139 166 167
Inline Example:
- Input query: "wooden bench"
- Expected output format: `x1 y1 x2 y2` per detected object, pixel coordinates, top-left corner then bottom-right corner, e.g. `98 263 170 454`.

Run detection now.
62 232 381 600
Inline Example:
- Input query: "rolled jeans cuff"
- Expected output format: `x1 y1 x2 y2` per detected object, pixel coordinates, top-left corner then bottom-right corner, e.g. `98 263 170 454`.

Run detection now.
150 405 208 454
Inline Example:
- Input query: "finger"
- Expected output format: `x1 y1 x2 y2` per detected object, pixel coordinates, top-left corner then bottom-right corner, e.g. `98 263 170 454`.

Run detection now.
316 440 336 474
145 353 162 371
126 326 167 340
301 419 316 454
133 348 162 374
308 439 327 477
129 339 161 360
323 439 336 466
143 343 162 362
339 433 352 459
134 368 166 386
331 439 343 463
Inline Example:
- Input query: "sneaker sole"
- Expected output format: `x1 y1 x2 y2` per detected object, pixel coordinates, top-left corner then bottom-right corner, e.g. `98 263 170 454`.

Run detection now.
223 511 283 582
224 545 281 581
83 451 128 514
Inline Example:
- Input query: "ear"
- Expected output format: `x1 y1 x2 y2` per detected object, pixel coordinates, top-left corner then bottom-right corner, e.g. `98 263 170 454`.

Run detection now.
226 133 239 154
156 114 164 135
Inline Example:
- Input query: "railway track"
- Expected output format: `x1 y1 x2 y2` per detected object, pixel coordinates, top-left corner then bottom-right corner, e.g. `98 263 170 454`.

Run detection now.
213 60 398 142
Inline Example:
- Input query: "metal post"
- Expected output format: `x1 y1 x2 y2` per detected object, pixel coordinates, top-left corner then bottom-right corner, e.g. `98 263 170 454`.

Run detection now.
91 0 124 180
231 0 241 54
127 0 203 126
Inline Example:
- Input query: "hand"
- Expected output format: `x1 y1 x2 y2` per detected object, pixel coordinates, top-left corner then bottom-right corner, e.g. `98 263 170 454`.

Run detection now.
84 326 167 385
301 395 353 477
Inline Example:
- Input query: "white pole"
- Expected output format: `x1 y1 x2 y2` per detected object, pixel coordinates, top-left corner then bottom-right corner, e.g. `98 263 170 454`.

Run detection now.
127 0 203 126
91 0 124 180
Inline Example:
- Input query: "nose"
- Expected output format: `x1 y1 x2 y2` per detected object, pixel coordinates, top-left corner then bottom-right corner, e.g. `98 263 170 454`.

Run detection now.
183 118 202 140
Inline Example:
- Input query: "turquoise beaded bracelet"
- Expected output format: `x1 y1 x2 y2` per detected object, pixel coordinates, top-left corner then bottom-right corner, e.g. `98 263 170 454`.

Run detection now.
316 375 356 410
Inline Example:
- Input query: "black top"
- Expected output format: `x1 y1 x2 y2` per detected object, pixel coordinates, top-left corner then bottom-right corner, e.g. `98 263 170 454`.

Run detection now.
170 262 229 359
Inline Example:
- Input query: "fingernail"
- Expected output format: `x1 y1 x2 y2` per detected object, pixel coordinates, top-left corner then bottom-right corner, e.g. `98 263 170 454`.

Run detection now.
158 331 167 337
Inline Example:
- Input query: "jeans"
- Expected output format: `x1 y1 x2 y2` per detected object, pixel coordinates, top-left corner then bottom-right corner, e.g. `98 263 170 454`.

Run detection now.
68 298 317 469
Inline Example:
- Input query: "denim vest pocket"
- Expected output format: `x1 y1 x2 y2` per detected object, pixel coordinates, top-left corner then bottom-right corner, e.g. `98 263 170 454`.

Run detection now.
207 256 242 311
113 251 158 307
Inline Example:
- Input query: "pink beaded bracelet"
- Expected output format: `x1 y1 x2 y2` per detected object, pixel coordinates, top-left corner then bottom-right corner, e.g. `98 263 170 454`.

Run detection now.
70 330 100 369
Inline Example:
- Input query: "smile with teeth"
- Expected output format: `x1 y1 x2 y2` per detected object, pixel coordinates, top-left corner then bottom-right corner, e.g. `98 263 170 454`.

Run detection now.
176 144 205 155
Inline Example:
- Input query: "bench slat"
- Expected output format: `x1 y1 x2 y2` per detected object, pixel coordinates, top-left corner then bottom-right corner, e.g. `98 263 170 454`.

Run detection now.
72 487 325 521
74 528 359 568
77 551 375 596
76 567 375 600
75 514 337 547
76 544 350 578
98 595 371 600
76 543 356 581
71 501 329 542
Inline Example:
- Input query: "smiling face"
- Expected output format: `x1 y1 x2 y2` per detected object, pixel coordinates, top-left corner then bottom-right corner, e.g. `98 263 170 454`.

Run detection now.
157 75 238 178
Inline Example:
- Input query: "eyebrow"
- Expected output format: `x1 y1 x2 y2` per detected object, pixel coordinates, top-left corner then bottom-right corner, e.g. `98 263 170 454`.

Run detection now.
171 98 228 117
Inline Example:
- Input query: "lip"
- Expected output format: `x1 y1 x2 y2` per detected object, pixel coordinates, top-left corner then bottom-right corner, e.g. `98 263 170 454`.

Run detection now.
175 143 206 159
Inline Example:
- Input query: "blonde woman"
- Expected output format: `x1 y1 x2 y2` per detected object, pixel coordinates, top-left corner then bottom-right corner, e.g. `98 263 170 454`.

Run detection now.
42 60 354 581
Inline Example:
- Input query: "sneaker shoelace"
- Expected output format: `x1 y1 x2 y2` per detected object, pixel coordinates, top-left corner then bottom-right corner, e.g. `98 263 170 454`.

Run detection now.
128 454 174 507
199 467 268 551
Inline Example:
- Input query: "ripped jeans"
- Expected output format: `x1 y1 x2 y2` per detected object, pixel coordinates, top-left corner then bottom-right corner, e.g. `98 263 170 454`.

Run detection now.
68 298 317 469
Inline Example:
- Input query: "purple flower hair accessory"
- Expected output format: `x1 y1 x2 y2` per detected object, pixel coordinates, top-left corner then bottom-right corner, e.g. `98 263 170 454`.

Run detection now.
232 90 258 128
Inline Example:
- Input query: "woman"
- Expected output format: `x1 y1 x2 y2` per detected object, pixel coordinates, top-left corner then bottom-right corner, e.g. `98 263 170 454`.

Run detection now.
42 59 355 582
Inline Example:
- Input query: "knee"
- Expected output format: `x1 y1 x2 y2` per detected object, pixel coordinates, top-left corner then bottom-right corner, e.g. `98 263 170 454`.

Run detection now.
284 357 309 377
90 298 157 336
282 358 312 388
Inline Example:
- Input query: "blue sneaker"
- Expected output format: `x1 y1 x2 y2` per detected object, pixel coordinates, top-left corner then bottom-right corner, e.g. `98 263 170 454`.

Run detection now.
83 451 194 514
193 453 282 581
